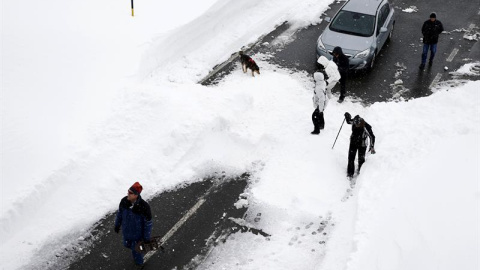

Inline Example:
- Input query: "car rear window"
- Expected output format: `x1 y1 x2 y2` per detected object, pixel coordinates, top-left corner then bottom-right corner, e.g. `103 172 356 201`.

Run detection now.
329 10 375 37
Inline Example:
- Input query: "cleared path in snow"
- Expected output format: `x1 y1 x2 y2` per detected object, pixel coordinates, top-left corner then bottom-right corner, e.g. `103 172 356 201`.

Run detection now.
46 175 251 270
39 1 478 269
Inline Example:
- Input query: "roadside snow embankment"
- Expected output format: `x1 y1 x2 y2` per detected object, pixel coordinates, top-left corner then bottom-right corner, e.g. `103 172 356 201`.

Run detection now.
2 0 479 268
1 0 329 269
198 80 480 270
335 81 480 270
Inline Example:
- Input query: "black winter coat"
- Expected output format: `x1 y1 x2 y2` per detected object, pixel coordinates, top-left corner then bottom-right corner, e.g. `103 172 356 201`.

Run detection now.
422 19 444 44
346 120 375 148
332 47 350 73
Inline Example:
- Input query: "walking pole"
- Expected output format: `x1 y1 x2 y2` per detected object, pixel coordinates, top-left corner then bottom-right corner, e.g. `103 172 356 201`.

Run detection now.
131 0 134 17
332 118 345 149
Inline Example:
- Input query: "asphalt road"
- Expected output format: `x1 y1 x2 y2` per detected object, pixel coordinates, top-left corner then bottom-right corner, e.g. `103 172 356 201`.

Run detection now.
52 1 479 270
202 0 479 104
46 174 252 270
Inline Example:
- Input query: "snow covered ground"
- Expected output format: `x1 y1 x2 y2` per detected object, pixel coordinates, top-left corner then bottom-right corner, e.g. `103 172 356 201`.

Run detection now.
1 0 479 269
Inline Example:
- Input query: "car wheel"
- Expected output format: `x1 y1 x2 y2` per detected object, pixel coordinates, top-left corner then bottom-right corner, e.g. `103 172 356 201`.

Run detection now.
387 22 395 42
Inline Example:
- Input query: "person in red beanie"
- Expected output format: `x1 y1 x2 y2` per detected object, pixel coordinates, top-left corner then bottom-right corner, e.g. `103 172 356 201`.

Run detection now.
114 182 153 268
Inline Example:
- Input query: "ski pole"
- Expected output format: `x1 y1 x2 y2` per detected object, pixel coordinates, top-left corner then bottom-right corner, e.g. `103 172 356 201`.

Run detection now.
332 118 345 149
131 0 134 17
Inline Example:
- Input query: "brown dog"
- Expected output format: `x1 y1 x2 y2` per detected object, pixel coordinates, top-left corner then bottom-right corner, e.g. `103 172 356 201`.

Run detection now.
239 51 260 77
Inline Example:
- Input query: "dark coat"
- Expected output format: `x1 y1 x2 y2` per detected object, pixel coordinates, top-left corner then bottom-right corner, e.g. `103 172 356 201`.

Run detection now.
346 117 375 148
332 47 349 73
422 19 444 44
115 195 153 241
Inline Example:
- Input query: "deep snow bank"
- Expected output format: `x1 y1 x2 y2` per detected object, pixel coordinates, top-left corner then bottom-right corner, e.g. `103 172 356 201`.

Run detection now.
1 0 329 268
339 81 480 270
138 0 327 83
1 0 218 213
2 0 479 269
197 80 480 270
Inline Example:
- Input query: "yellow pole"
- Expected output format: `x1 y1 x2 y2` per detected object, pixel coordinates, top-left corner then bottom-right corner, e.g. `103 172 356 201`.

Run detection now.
131 0 134 17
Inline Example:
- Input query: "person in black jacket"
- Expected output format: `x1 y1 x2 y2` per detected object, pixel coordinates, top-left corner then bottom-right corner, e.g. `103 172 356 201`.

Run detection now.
419 12 444 70
344 112 376 178
332 46 349 102
115 182 153 268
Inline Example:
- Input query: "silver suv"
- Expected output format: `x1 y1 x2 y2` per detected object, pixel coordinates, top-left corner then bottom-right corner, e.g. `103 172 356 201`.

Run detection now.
316 0 395 70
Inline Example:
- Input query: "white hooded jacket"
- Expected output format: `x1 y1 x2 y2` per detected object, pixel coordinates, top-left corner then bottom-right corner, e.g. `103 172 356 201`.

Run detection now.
317 56 341 96
313 72 328 112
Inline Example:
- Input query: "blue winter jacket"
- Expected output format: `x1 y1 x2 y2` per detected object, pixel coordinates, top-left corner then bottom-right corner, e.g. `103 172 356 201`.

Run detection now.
115 195 153 241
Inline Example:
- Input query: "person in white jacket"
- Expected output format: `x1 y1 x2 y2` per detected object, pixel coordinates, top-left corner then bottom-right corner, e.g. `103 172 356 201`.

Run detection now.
311 72 328 134
317 56 341 99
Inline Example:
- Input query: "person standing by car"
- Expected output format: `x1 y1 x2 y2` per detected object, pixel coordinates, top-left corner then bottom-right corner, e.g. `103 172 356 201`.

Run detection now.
332 47 349 102
114 182 153 268
419 12 444 70
317 55 341 98
344 112 376 179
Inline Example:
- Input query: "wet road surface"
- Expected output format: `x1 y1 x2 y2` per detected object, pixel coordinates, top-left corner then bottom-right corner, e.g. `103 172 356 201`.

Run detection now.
43 174 253 270
202 0 479 104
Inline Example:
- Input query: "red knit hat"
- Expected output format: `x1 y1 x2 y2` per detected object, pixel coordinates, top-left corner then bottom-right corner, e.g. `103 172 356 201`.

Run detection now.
129 182 143 195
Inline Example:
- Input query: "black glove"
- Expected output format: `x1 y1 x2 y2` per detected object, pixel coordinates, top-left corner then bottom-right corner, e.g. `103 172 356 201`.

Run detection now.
114 226 120 234
322 70 329 81
344 112 351 121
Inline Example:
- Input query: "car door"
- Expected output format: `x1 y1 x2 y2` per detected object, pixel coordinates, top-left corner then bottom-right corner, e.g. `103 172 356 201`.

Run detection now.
384 2 394 37
375 3 390 51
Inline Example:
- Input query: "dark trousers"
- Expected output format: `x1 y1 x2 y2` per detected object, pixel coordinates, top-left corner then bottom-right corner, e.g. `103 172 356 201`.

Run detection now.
422 43 437 64
339 71 347 99
311 109 325 132
123 239 144 265
347 143 367 177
